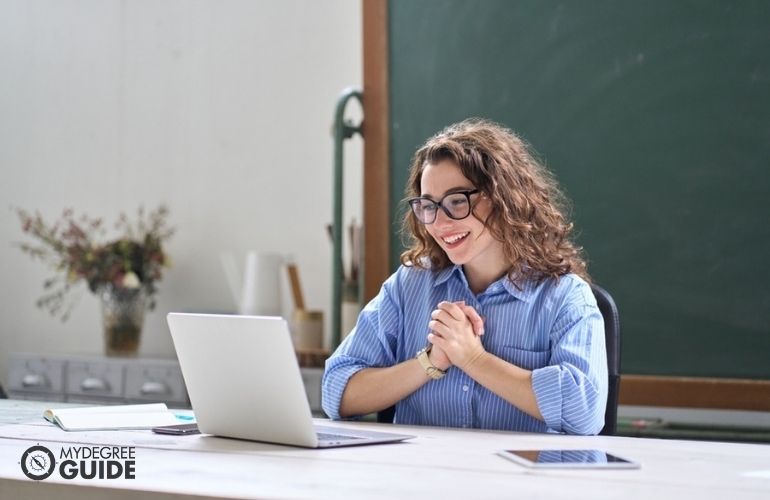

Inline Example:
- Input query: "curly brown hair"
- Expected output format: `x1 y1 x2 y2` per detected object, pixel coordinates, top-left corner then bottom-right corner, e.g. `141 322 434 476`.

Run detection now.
399 118 590 285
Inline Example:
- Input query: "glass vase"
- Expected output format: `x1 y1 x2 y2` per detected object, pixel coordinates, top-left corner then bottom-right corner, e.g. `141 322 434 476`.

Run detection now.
99 283 146 357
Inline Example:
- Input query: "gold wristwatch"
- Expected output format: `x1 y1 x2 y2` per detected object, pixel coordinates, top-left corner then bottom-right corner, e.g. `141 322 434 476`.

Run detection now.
416 345 447 380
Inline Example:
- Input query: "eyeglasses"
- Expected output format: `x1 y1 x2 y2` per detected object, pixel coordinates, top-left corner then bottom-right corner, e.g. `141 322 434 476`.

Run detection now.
407 189 480 224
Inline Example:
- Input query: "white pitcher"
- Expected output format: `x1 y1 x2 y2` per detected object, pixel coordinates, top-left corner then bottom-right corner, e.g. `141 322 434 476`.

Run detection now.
220 251 284 316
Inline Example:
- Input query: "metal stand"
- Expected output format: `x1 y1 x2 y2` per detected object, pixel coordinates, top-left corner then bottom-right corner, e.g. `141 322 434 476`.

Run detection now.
331 87 363 349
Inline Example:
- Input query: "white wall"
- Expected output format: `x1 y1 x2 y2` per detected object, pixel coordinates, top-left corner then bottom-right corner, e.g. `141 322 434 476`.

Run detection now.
0 0 363 387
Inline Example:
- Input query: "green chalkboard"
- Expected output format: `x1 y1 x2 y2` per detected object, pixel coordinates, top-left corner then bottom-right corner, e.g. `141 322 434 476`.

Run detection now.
387 0 770 379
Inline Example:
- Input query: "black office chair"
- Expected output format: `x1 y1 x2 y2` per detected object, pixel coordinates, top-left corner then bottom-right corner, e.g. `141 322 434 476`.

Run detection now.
591 283 622 436
377 283 622 436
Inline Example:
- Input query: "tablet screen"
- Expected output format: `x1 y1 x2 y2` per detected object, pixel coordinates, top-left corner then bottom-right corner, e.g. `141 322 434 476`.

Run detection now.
497 449 640 469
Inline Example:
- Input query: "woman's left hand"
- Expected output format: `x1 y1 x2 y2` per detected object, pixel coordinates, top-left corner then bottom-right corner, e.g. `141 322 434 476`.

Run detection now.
427 301 486 369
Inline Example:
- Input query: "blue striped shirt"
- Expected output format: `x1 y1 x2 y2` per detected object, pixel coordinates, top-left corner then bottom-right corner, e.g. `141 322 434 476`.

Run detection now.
322 264 608 435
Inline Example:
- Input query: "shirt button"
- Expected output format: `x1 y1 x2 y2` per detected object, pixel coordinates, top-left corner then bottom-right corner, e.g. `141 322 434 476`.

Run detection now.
462 385 469 392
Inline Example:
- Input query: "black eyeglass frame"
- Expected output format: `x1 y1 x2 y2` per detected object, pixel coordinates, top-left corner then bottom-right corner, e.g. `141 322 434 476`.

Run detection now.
407 189 480 224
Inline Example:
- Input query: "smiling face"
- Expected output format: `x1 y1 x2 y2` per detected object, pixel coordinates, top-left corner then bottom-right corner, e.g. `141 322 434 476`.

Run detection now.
420 159 507 285
402 119 589 288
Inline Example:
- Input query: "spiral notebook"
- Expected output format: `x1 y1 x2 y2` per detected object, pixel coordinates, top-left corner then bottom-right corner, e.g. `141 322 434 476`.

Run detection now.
166 313 414 448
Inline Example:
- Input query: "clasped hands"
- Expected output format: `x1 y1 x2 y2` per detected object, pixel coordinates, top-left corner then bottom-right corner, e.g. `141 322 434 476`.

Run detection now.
426 301 486 372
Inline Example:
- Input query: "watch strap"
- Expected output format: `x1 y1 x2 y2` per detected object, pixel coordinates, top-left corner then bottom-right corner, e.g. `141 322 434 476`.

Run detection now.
416 345 447 380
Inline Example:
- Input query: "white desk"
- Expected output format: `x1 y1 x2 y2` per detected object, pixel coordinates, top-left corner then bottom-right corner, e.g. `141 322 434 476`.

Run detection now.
0 399 768 499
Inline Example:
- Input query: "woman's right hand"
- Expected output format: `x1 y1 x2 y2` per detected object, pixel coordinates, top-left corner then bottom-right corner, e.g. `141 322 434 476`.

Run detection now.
427 343 451 371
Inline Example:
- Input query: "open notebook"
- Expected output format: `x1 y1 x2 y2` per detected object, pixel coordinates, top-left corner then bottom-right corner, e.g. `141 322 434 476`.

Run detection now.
44 403 180 431
166 313 414 448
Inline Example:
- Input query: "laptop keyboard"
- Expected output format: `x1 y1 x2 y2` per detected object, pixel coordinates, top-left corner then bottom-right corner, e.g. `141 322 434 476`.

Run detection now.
316 432 365 441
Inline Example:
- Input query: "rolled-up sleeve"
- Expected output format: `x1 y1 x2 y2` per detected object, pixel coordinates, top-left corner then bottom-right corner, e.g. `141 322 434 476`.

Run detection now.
531 288 608 435
321 359 366 420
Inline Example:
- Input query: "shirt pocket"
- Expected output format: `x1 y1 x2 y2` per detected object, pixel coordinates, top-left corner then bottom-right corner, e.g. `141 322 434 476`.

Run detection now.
497 346 550 371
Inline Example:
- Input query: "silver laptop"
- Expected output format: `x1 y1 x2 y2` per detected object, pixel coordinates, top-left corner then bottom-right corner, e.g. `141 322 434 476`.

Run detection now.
166 312 414 448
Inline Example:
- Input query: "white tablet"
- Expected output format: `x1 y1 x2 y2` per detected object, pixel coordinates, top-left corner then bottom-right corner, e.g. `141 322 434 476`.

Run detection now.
497 449 641 469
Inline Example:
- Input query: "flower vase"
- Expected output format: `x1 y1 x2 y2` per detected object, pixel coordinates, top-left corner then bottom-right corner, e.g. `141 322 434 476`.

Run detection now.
99 284 146 357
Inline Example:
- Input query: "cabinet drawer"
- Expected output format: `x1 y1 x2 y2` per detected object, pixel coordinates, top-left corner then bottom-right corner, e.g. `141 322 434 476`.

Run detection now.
66 360 125 400
8 354 66 396
125 362 188 406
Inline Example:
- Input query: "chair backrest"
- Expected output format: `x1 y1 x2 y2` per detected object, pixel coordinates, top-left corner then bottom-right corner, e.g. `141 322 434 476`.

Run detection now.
377 283 622 436
591 283 622 436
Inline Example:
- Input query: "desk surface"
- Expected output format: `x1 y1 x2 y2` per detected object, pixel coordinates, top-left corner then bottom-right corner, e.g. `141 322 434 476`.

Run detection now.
0 399 769 500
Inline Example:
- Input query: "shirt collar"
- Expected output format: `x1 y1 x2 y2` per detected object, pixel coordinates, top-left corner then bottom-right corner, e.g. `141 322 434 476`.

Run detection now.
433 264 535 303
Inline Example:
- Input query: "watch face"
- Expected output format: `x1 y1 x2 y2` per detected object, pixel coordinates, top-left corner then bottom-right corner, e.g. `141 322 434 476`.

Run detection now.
21 445 57 480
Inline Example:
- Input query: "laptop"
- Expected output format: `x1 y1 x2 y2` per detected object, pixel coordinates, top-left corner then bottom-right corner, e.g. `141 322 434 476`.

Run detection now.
166 312 415 448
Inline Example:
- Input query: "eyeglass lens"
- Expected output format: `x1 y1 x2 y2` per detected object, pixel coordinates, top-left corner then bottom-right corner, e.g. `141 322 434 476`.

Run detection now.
410 192 474 224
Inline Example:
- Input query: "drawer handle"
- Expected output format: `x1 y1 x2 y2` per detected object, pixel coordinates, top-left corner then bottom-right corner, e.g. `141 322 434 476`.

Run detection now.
22 374 49 388
140 381 171 395
81 377 110 391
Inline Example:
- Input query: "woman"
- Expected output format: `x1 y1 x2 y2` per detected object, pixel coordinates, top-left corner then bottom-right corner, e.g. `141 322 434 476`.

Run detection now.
322 118 607 435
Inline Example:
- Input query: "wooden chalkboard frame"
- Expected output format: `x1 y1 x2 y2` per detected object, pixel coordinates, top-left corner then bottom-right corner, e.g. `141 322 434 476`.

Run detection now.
362 0 391 303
